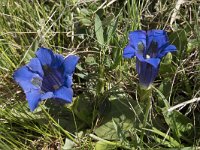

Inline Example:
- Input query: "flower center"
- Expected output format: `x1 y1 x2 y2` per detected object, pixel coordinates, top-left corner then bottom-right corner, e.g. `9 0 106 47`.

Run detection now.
137 42 145 54
31 77 42 88
41 65 64 92
146 54 150 59
147 40 158 58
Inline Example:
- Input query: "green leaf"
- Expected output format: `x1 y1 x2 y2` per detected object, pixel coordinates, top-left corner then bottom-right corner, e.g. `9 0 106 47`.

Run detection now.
106 17 118 44
80 18 92 26
94 94 143 140
162 108 194 141
102 14 114 26
152 147 197 150
144 127 181 147
157 78 172 107
85 56 97 65
79 8 91 17
155 87 194 142
169 30 187 58
71 95 96 125
44 100 81 132
162 52 173 64
95 14 104 45
95 141 116 150
159 53 176 74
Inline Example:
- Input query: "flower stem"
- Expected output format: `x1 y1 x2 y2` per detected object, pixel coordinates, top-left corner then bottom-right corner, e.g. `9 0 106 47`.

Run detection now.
139 86 152 146
96 65 105 95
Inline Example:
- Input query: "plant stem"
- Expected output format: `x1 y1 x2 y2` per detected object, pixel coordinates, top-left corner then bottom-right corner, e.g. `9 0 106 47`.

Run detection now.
139 86 152 146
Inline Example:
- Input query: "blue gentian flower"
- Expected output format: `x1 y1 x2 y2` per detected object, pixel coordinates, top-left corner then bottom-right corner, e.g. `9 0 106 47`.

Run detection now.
123 30 177 88
13 47 79 111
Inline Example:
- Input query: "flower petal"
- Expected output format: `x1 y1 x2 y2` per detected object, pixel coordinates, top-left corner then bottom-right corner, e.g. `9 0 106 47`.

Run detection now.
63 55 79 75
158 44 177 58
147 30 168 49
135 54 160 71
136 58 159 89
123 45 136 58
135 52 161 68
27 58 44 77
129 30 146 51
145 58 160 69
146 30 169 57
51 54 65 68
64 75 73 88
25 89 41 111
135 53 145 62
41 92 54 100
54 86 73 103
13 66 42 92
135 56 160 88
36 47 54 66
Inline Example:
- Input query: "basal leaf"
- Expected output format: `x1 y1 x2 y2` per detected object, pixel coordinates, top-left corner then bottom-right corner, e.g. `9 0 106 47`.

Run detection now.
71 95 96 125
162 108 194 140
94 94 143 140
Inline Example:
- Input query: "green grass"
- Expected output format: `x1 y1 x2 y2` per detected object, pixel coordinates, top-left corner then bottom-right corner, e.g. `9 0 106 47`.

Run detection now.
0 0 200 149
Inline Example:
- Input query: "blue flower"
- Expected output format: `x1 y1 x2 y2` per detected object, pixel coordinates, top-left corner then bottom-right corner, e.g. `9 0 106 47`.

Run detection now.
123 30 177 88
13 47 79 111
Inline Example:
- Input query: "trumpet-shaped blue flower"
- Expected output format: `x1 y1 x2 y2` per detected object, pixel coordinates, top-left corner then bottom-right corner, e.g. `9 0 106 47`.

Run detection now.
123 30 177 88
13 47 79 111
